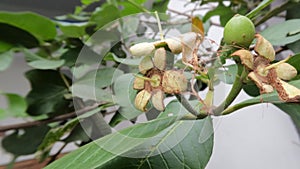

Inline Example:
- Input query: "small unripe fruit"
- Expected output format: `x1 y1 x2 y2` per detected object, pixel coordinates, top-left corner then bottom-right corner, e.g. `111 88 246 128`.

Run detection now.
223 14 255 48
153 47 166 70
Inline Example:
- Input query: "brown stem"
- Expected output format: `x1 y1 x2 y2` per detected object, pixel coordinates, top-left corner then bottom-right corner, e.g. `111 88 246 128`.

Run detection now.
0 104 100 133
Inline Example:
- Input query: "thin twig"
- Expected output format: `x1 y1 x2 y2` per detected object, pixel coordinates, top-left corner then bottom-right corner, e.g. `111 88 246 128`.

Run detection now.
0 104 100 133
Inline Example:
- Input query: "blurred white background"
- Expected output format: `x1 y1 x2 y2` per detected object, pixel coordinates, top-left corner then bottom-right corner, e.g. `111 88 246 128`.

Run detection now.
0 0 299 168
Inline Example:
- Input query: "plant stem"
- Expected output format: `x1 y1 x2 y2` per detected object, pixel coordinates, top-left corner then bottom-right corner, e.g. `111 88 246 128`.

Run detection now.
254 1 295 26
0 104 100 133
213 64 247 116
221 101 259 115
175 94 207 119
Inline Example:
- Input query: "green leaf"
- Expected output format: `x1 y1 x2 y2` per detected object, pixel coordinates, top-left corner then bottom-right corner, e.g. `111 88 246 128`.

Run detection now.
71 67 123 102
23 49 65 70
119 0 148 16
0 41 14 53
242 81 260 97
90 4 120 29
28 60 65 70
203 5 235 27
0 11 57 41
0 50 13 71
25 70 71 116
0 23 39 48
57 22 88 38
37 107 102 161
71 84 113 102
81 0 99 5
151 0 169 13
45 116 213 169
246 0 273 19
2 124 50 156
111 53 142 66
0 93 28 119
287 53 300 73
261 19 300 46
111 74 143 123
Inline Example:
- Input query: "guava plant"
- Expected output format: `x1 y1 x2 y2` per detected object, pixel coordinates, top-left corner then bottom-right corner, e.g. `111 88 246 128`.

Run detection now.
0 0 300 169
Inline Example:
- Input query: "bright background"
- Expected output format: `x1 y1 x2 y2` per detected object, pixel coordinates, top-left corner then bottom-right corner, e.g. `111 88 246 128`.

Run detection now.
0 0 299 168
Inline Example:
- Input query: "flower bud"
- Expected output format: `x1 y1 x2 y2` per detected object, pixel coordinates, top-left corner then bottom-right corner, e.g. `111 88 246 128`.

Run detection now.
139 55 154 74
129 42 155 57
134 89 151 111
254 34 275 61
153 47 166 70
165 38 182 54
133 77 144 90
162 70 187 94
275 63 297 80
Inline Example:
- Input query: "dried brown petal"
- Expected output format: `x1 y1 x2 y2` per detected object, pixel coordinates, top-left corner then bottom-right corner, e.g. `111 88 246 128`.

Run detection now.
275 63 297 81
153 47 166 70
274 78 300 102
133 77 145 90
248 72 272 93
139 55 154 74
129 42 155 57
134 89 151 111
151 89 165 111
254 34 275 61
165 38 182 54
181 32 201 65
231 49 254 70
162 70 188 94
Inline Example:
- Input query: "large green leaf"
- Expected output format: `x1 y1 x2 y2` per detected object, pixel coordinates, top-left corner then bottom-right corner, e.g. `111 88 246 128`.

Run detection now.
90 4 120 29
261 19 300 46
0 23 39 48
0 50 13 71
45 116 213 169
0 12 56 41
2 124 50 156
25 70 72 116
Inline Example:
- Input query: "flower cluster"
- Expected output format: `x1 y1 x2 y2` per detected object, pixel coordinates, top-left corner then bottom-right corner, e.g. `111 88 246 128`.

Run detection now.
232 34 300 102
129 36 190 111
